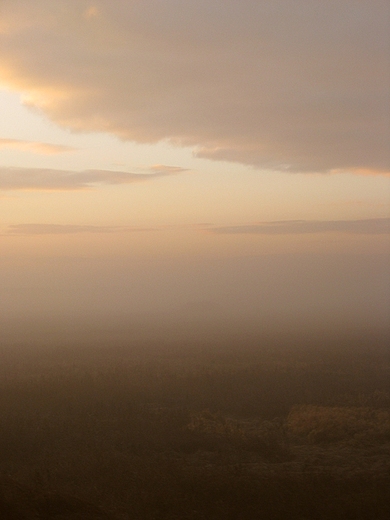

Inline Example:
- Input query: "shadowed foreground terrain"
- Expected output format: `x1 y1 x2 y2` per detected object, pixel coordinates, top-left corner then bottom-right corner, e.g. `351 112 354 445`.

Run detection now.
0 321 389 519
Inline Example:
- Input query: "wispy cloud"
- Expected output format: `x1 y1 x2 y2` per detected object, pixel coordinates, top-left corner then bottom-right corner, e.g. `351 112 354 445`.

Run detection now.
0 138 76 155
0 165 187 190
209 218 390 235
5 224 155 235
5 219 389 236
148 164 188 175
0 0 388 174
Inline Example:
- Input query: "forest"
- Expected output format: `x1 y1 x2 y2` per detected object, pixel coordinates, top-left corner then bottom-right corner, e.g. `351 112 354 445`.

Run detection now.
0 320 389 519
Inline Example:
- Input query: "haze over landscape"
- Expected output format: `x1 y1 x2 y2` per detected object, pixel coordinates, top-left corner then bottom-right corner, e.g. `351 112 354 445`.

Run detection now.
0 3 390 518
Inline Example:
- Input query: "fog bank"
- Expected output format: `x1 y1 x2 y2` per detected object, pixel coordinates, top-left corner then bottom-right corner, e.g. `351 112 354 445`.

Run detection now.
1 250 389 348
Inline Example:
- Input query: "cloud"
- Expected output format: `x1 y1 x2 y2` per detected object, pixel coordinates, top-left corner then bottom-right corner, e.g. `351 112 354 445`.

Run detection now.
148 164 188 175
0 0 388 174
209 218 390 235
0 165 186 190
0 138 76 154
4 224 154 235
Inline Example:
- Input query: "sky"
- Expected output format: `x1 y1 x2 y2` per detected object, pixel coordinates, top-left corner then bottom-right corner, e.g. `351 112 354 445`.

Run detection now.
0 1 389 331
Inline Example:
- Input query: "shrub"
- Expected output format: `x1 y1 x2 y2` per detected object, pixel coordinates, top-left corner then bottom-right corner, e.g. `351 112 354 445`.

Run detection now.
287 404 390 443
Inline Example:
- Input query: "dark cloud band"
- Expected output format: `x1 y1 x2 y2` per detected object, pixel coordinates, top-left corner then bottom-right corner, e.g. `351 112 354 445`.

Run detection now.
209 218 390 235
5 219 389 236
